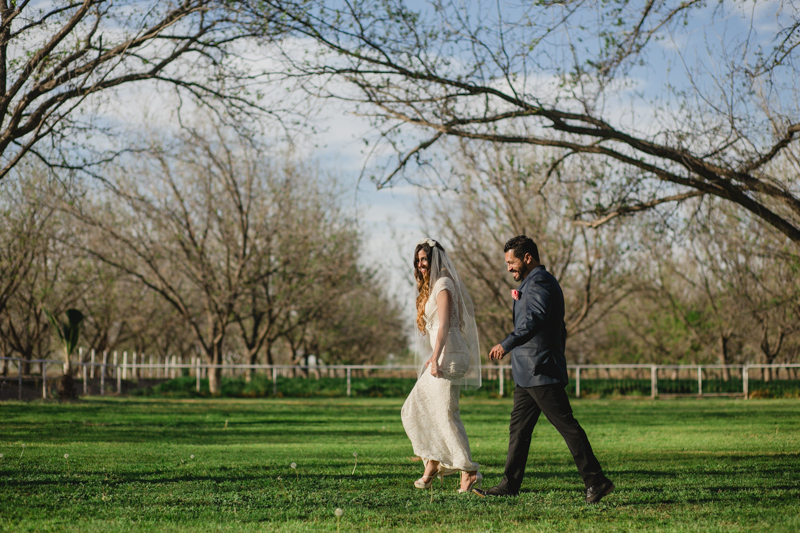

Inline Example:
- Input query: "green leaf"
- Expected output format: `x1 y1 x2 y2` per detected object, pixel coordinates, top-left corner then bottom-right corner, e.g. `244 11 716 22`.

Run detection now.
44 309 66 344
64 309 85 356
45 308 85 357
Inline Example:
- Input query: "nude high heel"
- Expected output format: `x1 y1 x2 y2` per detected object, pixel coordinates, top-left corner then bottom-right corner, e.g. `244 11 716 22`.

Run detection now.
414 472 443 489
457 471 482 493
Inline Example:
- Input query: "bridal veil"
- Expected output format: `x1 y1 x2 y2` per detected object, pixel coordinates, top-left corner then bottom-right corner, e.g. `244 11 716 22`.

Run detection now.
414 238 482 390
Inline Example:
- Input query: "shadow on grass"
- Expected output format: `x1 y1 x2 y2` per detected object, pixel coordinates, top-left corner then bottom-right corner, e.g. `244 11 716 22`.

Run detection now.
2 425 407 444
1 400 410 444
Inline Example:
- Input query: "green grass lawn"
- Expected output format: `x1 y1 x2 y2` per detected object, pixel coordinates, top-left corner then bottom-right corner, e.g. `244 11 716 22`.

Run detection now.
1 397 798 532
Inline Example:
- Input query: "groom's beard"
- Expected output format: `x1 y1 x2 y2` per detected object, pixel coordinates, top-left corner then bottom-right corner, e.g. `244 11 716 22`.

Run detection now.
512 263 531 281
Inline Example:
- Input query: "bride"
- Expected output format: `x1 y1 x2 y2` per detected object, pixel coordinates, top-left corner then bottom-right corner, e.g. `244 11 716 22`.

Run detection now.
401 238 482 493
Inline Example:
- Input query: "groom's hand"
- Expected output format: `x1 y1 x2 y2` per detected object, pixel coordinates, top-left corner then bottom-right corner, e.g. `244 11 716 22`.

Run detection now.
489 344 506 361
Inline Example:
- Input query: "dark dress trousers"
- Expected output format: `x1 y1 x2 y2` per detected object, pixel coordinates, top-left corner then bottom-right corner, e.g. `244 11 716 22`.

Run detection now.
497 266 608 492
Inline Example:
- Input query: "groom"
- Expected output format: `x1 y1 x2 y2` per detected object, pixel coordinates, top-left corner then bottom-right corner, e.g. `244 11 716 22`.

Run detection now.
473 235 614 503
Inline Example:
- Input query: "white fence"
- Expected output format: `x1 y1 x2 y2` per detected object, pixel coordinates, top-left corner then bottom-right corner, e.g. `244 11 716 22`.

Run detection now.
1 354 799 400
569 363 800 399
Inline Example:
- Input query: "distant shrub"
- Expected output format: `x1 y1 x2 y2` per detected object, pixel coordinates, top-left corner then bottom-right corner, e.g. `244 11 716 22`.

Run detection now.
128 375 800 399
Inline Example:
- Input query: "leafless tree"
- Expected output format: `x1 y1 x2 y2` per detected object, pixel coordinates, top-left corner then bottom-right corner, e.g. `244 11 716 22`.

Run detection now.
60 127 267 392
76 267 196 360
0 0 286 185
613 198 800 371
58 123 405 392
289 272 408 368
0 171 50 317
0 167 84 374
259 0 800 245
231 159 370 379
421 141 635 363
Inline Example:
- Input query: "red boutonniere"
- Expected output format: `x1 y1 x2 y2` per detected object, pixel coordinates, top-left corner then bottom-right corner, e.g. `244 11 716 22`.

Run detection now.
511 290 520 300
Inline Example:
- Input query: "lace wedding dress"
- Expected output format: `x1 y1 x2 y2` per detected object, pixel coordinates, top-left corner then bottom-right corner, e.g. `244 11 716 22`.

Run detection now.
401 277 479 474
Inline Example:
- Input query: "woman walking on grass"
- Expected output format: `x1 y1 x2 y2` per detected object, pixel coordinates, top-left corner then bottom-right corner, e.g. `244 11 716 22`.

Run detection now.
401 238 483 493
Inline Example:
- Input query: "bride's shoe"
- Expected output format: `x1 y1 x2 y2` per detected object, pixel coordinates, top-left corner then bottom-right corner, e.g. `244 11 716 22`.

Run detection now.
457 471 482 493
414 472 442 489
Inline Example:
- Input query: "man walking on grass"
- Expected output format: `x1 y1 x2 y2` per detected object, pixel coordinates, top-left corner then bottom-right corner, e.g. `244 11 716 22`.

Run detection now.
473 235 614 504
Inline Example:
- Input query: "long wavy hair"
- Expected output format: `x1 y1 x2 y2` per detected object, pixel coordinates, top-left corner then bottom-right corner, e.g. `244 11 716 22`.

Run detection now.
414 241 445 334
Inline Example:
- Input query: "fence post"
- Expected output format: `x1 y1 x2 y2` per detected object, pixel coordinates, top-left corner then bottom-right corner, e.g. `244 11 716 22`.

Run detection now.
697 366 702 396
651 365 657 399
576 366 581 398
18 358 23 400
101 351 107 396
42 362 47 399
346 367 352 397
132 352 137 379
114 351 120 394
499 366 504 397
743 364 749 400
122 351 128 380
272 366 278 396
83 364 88 395
90 349 96 379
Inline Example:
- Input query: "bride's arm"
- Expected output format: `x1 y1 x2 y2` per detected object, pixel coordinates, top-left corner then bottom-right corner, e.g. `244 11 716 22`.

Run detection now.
427 289 452 378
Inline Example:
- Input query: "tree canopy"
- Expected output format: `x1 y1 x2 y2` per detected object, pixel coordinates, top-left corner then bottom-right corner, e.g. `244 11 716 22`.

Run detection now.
0 0 281 182
261 0 800 244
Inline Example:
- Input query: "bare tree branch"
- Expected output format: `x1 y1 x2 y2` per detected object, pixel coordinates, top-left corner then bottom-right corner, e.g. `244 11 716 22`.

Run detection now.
574 191 705 229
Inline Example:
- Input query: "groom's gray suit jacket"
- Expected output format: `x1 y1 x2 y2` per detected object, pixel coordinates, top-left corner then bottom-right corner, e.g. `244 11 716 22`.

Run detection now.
499 265 569 387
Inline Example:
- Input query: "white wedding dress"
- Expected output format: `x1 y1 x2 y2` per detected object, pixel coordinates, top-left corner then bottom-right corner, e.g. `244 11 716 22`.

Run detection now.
401 277 479 474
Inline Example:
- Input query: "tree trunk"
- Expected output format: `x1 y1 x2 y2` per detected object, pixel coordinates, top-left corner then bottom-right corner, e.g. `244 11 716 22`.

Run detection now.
759 325 784 383
719 333 731 381
206 343 224 395
245 347 257 383
266 344 273 366
208 365 222 394
58 347 78 399
0 335 7 376
63 349 71 376
296 354 309 378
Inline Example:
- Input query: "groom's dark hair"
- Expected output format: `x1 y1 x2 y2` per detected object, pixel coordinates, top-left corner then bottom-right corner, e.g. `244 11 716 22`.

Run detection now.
504 235 540 262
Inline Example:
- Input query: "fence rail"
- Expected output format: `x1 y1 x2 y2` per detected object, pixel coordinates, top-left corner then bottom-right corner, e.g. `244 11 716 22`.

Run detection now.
1 355 799 400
